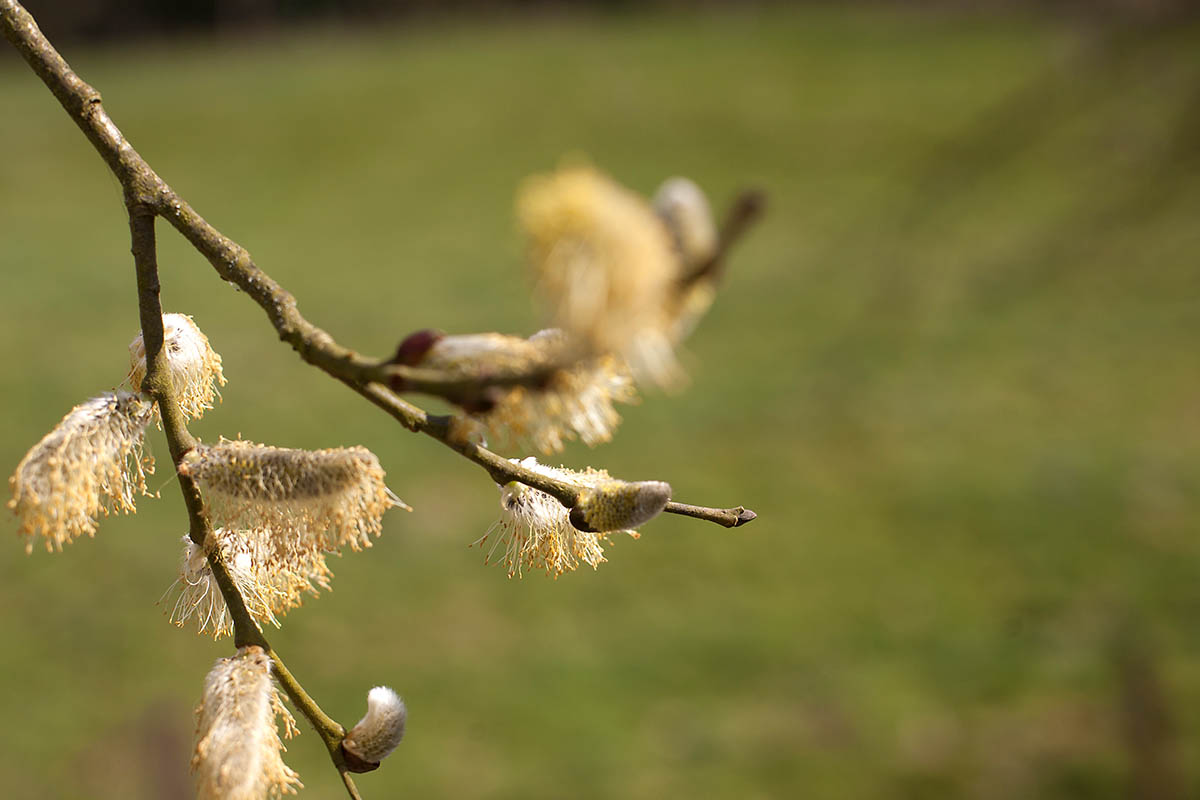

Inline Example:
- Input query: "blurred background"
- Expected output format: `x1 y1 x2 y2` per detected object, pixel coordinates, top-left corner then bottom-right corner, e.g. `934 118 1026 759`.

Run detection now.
2 0 1199 797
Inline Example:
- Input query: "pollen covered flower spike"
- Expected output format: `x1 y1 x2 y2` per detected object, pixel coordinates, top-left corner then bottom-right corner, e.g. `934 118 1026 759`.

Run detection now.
342 686 407 772
9 392 155 553
398 327 638 455
475 457 671 578
166 529 333 639
179 438 408 554
128 312 226 421
518 163 684 389
193 646 301 800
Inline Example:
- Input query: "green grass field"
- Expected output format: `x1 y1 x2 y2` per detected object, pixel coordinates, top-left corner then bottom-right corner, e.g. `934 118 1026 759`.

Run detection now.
1 5 1199 798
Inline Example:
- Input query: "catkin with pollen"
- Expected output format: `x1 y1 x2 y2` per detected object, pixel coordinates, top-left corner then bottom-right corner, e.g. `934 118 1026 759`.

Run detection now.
414 329 637 455
166 528 333 639
180 439 407 554
9 392 154 553
518 164 683 388
193 646 301 800
128 313 225 421
475 457 670 578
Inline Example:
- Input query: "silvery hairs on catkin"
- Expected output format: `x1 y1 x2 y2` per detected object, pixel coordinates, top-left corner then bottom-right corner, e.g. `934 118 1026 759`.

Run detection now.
179 438 407 554
193 646 301 800
9 391 155 553
417 329 637 455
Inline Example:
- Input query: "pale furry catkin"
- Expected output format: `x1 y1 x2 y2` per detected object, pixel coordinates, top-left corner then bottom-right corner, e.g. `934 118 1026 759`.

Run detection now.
9 392 154 553
342 686 407 765
180 439 406 553
128 313 225 420
166 529 333 639
193 646 301 800
422 329 638 454
475 457 670 578
518 164 683 388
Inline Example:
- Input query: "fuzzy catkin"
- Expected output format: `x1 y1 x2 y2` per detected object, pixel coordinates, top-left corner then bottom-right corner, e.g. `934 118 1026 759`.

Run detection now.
193 646 301 800
9 392 154 553
475 457 668 578
180 439 406 553
570 480 672 533
422 329 638 454
518 164 683 388
128 313 225 421
343 686 407 765
166 529 333 639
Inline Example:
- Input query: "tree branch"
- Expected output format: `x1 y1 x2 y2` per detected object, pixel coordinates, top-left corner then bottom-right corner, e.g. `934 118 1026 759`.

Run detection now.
1 0 755 530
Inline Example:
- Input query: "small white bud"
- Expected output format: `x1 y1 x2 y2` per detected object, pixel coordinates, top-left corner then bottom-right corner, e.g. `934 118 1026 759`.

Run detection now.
342 686 407 768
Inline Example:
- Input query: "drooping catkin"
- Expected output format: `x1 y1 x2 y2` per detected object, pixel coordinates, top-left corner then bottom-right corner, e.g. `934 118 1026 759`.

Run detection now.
416 329 638 454
180 439 407 553
474 457 670 578
193 646 301 800
342 686 407 767
9 392 155 553
518 164 683 388
128 313 225 420
166 529 333 639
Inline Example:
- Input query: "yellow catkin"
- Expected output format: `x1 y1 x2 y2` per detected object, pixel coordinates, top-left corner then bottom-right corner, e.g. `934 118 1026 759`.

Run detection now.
180 438 407 554
128 313 226 421
9 392 155 553
165 529 333 639
193 646 301 800
474 457 670 578
518 164 683 388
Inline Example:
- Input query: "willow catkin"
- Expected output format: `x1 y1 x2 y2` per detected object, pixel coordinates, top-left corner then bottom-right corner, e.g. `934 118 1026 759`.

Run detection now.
417 329 638 454
9 392 154 553
193 646 301 800
474 457 670 578
166 529 333 639
342 686 407 766
179 439 407 554
128 313 225 421
518 164 683 388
